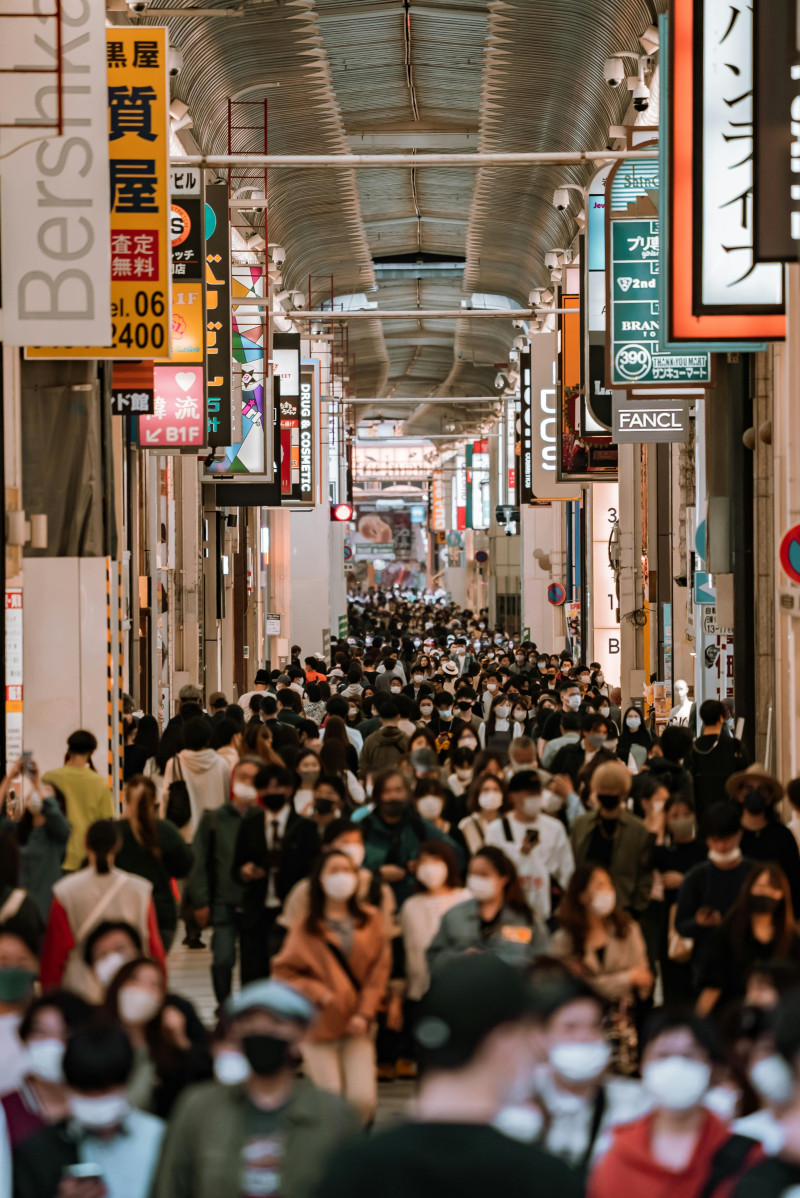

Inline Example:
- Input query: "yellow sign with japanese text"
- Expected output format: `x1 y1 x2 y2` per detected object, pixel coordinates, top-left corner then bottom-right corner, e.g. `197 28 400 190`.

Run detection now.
26 29 171 360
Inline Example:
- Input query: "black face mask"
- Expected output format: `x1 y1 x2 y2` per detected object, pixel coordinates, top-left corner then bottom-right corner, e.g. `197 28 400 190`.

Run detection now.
381 800 407 821
744 789 768 816
315 799 335 816
242 1034 298 1077
597 793 621 812
750 894 782 915
262 793 287 813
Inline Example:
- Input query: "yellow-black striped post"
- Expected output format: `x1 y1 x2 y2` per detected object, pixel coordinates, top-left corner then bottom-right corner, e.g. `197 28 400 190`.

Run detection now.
105 557 113 791
118 560 124 811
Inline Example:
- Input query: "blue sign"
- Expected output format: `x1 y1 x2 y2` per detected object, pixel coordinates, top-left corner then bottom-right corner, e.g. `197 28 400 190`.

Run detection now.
409 505 426 524
694 572 715 605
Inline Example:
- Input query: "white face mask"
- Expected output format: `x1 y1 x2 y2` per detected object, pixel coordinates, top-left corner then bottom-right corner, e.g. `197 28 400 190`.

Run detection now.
596 675 604 685
348 707 358 718
542 789 563 814
417 795 444 821
749 1055 795 1106
704 1085 740 1121
455 767 473 781
487 683 498 693
642 1057 711 1111
460 738 478 750
496 705 511 719
521 796 542 819
478 790 503 812
417 861 449 891
413 675 423 685
338 842 365 869
213 1050 252 1086
599 706 611 718
420 704 434 716
321 871 358 901
566 694 582 710
232 781 258 802
549 1040 611 1083
25 1038 65 1084
513 710 527 723
626 715 641 731
71 1092 130 1131
93 952 129 990
118 985 163 1025
591 890 617 917
390 684 402 694
708 847 742 866
468 874 498 902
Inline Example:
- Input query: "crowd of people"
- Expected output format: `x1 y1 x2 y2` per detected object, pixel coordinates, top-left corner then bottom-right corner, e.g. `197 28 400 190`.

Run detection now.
2 590 800 1197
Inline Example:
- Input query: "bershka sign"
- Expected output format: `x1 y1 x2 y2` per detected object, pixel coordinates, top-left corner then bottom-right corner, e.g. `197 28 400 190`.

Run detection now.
519 337 581 502
0 0 111 346
611 392 690 443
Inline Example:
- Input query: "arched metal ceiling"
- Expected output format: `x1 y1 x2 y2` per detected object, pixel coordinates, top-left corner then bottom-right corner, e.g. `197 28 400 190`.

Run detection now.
142 0 665 430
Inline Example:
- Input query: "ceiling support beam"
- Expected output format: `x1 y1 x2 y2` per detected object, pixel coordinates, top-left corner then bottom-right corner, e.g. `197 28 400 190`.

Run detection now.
174 149 657 170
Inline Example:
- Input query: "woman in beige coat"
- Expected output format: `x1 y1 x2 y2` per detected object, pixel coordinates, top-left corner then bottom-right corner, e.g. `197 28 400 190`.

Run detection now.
272 848 390 1123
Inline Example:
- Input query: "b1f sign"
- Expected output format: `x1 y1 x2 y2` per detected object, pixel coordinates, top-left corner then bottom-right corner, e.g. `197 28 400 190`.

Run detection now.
136 367 205 448
0 0 111 346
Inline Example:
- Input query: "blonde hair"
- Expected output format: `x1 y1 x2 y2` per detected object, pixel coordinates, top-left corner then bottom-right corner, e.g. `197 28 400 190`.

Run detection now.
591 760 632 800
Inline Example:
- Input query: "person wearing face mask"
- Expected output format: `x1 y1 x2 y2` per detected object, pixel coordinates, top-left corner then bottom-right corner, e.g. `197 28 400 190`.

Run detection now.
538 683 584 758
155 979 360 1198
551 865 652 1049
485 771 574 931
725 1009 795 1154
414 781 456 838
675 803 755 985
232 764 321 984
447 747 476 799
14 1023 166 1198
0 759 70 922
696 864 800 1018
114 777 194 953
400 842 471 1012
104 957 211 1119
291 749 322 816
450 639 473 677
0 927 42 1100
480 673 502 720
519 970 643 1174
571 761 654 919
725 766 800 914
417 694 439 732
458 774 509 855
317 954 578 1198
478 693 516 758
0 990 92 1151
587 1012 761 1198
402 668 433 704
185 758 262 1004
651 794 707 1004
615 706 652 772
272 849 390 1122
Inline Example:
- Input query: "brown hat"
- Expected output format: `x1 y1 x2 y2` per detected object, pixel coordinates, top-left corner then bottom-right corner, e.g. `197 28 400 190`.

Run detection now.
725 763 784 805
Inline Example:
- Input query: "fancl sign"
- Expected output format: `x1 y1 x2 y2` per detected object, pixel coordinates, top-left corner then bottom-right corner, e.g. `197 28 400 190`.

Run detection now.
611 392 690 444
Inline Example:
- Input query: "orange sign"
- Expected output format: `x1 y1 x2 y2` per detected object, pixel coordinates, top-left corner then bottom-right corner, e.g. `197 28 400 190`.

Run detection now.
157 282 204 364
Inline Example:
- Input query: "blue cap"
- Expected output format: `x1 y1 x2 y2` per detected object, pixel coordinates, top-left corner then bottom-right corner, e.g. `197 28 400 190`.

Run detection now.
225 980 315 1025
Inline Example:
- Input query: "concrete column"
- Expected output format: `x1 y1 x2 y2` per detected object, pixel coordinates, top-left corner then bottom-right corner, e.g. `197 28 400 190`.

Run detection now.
173 455 201 689
618 442 645 709
290 504 333 656
268 507 291 669
521 504 564 649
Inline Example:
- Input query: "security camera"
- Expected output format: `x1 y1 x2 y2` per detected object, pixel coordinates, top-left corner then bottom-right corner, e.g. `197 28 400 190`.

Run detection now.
512 319 525 330
127 0 153 10
528 289 543 306
168 47 183 76
632 81 650 112
291 290 306 309
553 188 570 212
550 267 563 284
603 56 626 87
270 245 287 266
544 251 560 270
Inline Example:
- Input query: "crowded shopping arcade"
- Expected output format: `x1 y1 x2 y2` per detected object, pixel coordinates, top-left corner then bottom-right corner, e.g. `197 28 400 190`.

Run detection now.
2 0 800 1195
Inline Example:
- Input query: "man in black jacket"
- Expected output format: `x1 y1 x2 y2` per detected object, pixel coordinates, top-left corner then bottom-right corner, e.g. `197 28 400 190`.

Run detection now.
686 699 751 816
231 764 320 983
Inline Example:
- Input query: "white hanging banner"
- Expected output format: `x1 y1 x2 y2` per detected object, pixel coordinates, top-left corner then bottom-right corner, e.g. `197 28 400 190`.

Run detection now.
0 0 111 346
520 335 581 502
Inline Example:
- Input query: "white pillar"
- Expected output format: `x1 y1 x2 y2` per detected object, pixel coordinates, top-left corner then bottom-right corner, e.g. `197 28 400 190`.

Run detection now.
521 504 565 649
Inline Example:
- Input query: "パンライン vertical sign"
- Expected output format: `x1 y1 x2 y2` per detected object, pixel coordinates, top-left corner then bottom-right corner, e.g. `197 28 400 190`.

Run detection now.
0 0 111 347
27 29 171 360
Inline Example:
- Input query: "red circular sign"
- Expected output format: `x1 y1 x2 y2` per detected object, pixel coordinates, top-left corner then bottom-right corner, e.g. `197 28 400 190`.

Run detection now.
548 583 567 606
779 525 800 585
475 550 489 564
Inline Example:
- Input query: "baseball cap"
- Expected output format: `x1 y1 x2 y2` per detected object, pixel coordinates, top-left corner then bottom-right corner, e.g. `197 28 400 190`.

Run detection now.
414 955 537 1069
226 979 315 1025
254 669 270 685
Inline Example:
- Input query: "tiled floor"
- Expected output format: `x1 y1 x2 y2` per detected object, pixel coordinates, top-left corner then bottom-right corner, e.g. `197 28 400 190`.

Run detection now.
167 936 415 1124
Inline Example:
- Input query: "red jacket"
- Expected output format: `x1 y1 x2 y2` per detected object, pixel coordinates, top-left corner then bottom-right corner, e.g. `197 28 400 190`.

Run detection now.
587 1110 760 1198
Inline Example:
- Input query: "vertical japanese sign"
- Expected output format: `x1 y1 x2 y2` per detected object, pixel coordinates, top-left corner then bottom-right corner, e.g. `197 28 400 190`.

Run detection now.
0 1 111 347
668 0 785 339
136 366 205 448
519 347 534 505
26 28 171 360
205 184 233 446
753 0 800 261
431 471 446 531
111 360 155 416
4 591 23 767
156 166 205 368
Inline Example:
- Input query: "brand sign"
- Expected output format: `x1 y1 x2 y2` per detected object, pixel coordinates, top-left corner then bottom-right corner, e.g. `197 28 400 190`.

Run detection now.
520 337 581 501
611 392 690 443
609 219 711 386
204 185 233 447
431 471 446 530
753 0 800 261
0 0 111 347
136 365 205 448
4 590 23 766
27 29 172 360
170 191 204 281
668 0 785 339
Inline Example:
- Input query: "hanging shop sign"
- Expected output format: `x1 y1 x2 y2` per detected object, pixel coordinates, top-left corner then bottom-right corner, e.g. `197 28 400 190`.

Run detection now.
169 180 204 282
668 0 785 340
136 365 205 448
558 296 618 482
519 338 581 501
26 28 171 360
4 590 23 767
275 334 310 504
431 471 447 531
753 0 800 261
205 184 233 447
611 392 690 444
111 360 155 416
1 0 111 346
608 218 712 387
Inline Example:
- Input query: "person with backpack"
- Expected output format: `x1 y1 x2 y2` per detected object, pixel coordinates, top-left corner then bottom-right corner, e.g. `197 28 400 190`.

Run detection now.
685 700 751 818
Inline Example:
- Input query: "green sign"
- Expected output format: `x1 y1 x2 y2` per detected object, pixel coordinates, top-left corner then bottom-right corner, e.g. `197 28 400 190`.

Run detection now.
609 218 711 386
338 615 348 638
